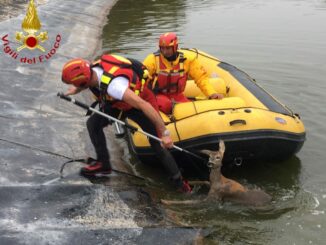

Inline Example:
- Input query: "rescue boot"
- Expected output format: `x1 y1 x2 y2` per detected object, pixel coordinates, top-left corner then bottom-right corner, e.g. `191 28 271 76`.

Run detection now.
80 158 112 177
174 177 192 194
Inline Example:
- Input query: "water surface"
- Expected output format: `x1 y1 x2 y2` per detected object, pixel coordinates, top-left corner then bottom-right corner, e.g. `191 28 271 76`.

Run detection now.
101 0 326 244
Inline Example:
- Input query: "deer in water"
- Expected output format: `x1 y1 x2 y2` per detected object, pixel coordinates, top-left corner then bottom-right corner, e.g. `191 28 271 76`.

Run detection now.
161 141 271 206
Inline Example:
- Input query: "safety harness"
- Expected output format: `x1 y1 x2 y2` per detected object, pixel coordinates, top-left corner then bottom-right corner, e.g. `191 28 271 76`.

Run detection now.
88 55 149 113
152 51 187 94
100 55 147 98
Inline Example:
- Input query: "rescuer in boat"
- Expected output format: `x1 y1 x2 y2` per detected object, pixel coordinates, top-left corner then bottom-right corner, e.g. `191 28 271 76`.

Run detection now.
143 32 224 114
61 54 192 193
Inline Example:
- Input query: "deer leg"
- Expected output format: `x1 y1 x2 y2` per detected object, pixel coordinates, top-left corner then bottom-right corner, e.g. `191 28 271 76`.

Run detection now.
161 199 202 205
188 180 210 187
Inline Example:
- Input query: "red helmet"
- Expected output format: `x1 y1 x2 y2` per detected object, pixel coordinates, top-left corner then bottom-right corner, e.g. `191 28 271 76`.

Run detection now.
159 32 178 53
61 58 91 87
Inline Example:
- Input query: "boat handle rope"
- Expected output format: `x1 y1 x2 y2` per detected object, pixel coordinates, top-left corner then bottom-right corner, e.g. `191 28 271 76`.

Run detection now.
229 119 246 126
234 157 243 166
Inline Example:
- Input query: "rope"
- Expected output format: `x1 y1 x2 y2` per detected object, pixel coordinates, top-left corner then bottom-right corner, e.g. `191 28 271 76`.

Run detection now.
0 137 147 181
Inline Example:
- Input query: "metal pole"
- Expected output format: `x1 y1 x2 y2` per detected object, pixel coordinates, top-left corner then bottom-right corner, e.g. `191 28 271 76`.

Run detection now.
57 92 207 162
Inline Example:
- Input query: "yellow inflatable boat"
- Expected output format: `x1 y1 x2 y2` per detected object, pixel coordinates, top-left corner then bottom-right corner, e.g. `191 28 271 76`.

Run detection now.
126 49 305 164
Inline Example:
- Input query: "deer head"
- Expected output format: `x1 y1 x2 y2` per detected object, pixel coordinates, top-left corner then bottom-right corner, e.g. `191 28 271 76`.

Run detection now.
200 141 225 169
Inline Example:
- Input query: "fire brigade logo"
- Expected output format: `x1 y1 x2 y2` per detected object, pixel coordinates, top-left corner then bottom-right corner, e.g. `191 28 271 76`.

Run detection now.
15 0 48 52
1 0 61 64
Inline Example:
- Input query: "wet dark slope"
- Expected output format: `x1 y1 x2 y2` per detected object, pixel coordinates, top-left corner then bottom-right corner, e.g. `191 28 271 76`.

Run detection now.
0 1 200 244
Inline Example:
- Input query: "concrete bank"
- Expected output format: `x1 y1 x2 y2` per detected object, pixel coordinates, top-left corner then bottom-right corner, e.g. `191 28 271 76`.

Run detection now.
0 1 200 244
0 1 142 244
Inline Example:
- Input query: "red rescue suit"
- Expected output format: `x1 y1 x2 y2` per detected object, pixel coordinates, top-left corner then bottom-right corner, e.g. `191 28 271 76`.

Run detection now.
151 51 190 114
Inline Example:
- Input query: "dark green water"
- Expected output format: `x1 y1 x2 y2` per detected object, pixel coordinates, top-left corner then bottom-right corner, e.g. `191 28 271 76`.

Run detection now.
101 0 326 244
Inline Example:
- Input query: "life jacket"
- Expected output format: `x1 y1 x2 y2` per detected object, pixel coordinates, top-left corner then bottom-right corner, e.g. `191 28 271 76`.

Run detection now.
90 54 152 111
152 51 188 94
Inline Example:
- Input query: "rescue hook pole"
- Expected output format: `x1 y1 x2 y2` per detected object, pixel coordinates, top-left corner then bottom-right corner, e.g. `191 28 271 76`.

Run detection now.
57 92 207 162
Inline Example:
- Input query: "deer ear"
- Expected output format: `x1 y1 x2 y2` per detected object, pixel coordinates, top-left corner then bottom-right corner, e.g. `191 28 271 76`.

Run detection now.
219 140 225 155
200 149 213 156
